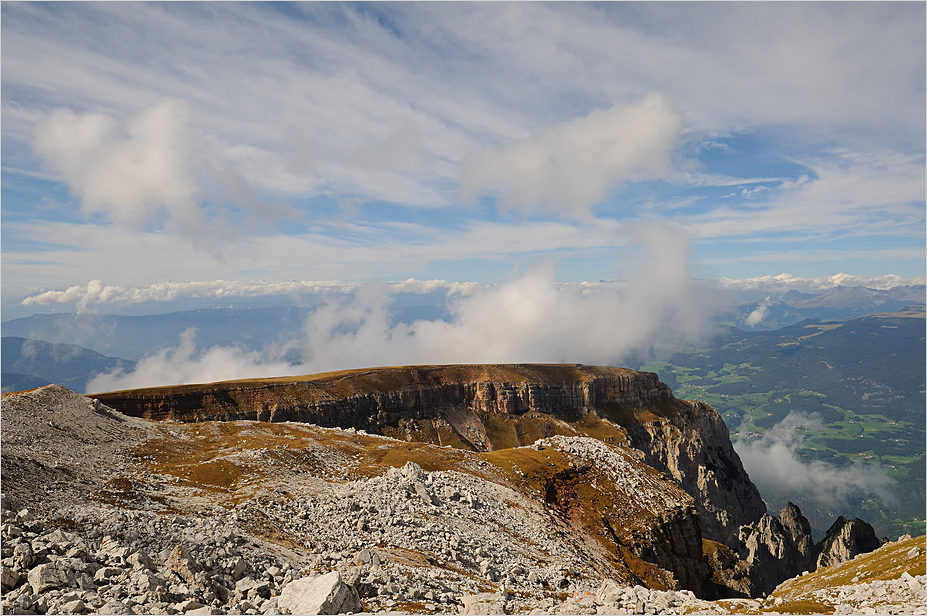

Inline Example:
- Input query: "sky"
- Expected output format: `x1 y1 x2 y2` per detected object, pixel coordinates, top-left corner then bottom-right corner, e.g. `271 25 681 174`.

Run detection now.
2 2 925 331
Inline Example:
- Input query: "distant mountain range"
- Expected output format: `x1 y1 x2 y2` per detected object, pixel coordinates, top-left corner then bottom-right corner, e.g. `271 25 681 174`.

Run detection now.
1 337 135 394
1 301 449 362
719 284 925 330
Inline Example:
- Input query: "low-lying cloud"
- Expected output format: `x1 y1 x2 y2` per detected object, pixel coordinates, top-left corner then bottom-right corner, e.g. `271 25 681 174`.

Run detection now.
735 413 895 508
86 224 714 391
86 329 293 393
744 296 773 326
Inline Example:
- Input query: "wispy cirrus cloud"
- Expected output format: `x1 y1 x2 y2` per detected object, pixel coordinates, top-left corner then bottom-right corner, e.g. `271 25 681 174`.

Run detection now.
2 2 924 309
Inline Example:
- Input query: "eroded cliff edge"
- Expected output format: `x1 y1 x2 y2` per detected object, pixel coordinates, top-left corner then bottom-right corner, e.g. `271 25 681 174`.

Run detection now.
94 364 766 549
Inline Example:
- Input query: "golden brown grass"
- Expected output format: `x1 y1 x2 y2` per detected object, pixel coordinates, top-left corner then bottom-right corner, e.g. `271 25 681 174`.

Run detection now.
769 534 926 612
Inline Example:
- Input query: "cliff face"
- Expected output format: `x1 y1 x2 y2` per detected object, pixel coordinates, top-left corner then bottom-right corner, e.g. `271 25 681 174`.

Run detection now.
94 364 763 549
621 401 767 549
94 364 675 428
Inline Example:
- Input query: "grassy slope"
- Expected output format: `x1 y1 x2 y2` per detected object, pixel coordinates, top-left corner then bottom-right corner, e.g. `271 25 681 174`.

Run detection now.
767 535 926 614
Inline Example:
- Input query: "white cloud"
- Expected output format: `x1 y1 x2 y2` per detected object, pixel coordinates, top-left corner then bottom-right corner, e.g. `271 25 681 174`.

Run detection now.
744 296 772 326
20 278 480 312
83 224 714 390
33 101 201 229
460 94 684 217
686 149 926 240
86 328 294 393
708 273 926 295
735 413 895 507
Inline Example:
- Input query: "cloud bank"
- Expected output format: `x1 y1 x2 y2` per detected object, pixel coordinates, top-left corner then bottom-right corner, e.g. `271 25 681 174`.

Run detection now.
735 413 895 508
22 273 925 313
86 224 713 391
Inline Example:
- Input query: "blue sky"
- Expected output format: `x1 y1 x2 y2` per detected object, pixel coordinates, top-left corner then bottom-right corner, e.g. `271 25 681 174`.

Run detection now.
2 2 925 319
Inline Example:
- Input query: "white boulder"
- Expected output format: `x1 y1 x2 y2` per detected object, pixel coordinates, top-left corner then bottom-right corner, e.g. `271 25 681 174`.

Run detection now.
277 571 361 615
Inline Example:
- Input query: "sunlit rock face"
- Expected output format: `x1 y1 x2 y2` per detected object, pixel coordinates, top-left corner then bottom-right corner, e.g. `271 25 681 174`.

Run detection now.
738 502 816 595
816 516 882 569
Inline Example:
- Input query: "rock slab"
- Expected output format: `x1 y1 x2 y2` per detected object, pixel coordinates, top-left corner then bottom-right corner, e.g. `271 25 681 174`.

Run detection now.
276 571 361 615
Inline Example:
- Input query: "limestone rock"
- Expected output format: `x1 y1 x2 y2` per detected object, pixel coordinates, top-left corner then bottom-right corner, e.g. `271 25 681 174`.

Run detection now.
703 540 760 599
779 502 816 574
98 600 138 615
816 516 882 569
625 400 766 548
1 566 21 592
27 558 84 594
461 591 508 615
738 502 815 595
276 571 361 615
166 545 201 586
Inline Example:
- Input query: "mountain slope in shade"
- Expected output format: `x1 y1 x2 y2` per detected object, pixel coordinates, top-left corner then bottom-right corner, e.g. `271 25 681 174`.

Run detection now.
1 337 135 394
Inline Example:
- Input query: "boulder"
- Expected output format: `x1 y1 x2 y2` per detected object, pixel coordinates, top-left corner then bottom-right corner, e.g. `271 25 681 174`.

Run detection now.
166 545 201 586
595 579 623 605
816 516 882 569
98 600 138 615
1 565 21 592
27 558 85 594
276 571 361 615
127 549 155 571
353 549 381 567
461 591 508 615
96 535 130 562
13 542 36 569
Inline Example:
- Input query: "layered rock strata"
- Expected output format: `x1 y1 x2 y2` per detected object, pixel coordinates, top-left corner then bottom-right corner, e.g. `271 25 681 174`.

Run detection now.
93 365 675 426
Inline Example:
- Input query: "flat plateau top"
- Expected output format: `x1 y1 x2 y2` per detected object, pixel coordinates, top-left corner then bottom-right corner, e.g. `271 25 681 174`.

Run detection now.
91 363 647 398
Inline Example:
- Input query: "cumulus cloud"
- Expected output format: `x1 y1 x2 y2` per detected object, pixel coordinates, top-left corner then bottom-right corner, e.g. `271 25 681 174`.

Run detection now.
735 413 895 507
460 94 684 217
85 224 713 391
33 100 201 229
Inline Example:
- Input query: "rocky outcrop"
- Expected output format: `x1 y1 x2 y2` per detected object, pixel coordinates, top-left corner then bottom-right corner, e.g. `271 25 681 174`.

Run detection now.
816 517 882 569
703 540 761 599
738 502 816 595
779 502 816 574
622 401 766 549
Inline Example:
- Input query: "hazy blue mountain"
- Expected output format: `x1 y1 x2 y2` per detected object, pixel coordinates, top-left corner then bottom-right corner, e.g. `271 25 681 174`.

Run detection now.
1 337 135 394
1 298 450 362
0 372 51 393
0 307 311 361
719 285 925 330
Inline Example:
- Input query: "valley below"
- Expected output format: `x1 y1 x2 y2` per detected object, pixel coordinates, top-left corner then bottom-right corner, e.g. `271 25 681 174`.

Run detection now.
1 364 923 615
